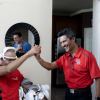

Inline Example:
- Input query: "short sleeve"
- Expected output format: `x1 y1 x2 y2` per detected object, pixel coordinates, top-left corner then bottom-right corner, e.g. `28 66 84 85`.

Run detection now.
89 53 100 79
18 70 24 82
55 56 64 70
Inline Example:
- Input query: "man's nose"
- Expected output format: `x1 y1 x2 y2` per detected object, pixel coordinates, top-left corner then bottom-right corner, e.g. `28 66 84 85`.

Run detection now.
6 60 12 64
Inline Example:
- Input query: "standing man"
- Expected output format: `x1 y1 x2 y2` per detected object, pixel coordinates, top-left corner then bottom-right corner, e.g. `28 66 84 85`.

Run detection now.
35 28 100 100
13 31 31 53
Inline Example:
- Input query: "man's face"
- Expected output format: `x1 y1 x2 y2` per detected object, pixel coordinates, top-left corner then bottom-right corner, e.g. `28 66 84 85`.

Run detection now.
13 35 22 44
59 35 75 52
3 51 16 66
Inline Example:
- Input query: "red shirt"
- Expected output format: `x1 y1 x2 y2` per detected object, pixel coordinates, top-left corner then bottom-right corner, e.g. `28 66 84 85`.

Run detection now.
0 69 24 100
55 46 100 89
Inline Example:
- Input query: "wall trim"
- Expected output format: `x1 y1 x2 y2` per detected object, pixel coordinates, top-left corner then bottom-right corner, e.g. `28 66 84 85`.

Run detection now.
70 8 93 16
53 8 93 17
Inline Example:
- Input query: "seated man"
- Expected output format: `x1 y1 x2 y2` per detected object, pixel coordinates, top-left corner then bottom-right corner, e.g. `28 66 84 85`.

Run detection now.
13 31 31 53
0 47 49 100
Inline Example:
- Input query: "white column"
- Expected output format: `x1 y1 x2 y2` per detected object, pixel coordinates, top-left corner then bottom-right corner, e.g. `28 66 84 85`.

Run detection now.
92 0 100 100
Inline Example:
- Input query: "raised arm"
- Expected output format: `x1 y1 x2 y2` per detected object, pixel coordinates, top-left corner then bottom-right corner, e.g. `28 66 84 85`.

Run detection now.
0 45 41 76
35 53 58 70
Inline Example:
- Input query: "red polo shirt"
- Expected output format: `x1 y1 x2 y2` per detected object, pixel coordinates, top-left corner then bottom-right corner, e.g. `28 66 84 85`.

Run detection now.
0 69 24 100
55 46 100 89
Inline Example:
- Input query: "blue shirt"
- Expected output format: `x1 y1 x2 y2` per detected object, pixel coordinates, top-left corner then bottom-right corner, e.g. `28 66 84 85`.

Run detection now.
14 40 31 53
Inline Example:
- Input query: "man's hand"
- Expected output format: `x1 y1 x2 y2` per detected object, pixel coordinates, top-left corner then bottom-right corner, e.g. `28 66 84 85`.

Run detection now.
16 45 23 53
26 45 41 57
35 53 41 61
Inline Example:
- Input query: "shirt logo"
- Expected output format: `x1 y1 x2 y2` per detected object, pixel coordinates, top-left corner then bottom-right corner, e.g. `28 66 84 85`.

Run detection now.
76 59 81 65
11 77 18 80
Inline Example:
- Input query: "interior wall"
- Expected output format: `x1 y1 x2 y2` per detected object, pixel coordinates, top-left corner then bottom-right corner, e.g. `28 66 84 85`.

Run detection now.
0 0 52 100
73 12 92 48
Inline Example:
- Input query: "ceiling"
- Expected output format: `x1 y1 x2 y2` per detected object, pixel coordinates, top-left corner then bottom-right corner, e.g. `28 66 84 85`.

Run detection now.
53 0 93 16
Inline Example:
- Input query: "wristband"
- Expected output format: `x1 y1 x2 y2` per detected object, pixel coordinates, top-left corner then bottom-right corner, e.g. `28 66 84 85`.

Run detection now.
38 58 42 62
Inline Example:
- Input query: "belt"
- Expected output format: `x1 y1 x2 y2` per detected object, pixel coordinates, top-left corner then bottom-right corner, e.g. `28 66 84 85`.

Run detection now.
68 86 91 94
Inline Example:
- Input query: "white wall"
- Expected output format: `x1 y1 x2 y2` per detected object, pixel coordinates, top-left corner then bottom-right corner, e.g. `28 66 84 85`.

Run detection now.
92 0 100 100
0 0 52 100
84 28 92 52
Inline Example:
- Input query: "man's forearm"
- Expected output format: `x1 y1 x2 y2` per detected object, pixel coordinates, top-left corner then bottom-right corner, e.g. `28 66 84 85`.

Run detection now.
95 78 100 97
7 53 30 72
37 57 58 70
0 53 29 76
37 58 52 70
0 45 41 76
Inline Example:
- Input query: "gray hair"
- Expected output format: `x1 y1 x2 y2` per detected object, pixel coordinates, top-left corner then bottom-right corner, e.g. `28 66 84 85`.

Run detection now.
4 49 16 56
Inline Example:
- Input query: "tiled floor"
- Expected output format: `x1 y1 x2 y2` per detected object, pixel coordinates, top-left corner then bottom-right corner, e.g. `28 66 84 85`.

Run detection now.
51 86 67 100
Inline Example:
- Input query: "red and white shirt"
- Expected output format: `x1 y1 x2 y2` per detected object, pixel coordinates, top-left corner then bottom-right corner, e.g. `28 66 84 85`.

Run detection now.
55 46 100 89
0 68 24 100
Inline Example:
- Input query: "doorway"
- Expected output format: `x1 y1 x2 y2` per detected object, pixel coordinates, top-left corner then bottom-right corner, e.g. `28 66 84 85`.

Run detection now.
52 0 93 100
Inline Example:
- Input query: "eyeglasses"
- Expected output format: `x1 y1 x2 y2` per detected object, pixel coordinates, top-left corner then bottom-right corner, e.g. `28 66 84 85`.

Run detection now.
13 37 19 40
4 58 16 62
3 56 17 61
70 59 74 70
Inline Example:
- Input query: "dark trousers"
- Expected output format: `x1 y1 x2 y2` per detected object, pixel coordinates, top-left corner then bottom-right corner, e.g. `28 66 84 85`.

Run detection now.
65 86 92 100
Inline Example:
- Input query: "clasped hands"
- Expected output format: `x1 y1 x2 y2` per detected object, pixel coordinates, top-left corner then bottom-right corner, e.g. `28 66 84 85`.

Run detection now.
27 45 41 57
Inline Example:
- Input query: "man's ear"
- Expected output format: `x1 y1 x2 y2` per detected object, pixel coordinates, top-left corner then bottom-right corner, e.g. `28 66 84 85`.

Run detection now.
72 37 75 42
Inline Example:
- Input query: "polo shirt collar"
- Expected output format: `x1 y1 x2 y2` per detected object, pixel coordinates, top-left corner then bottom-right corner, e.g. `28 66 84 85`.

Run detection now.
66 52 70 57
67 46 83 58
74 46 83 58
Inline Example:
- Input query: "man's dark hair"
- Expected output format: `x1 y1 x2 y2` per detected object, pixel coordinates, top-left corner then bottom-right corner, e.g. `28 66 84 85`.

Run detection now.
13 31 22 37
57 28 76 42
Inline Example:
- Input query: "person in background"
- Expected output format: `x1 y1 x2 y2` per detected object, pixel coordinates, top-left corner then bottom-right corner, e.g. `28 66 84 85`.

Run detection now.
35 28 100 100
13 31 31 53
